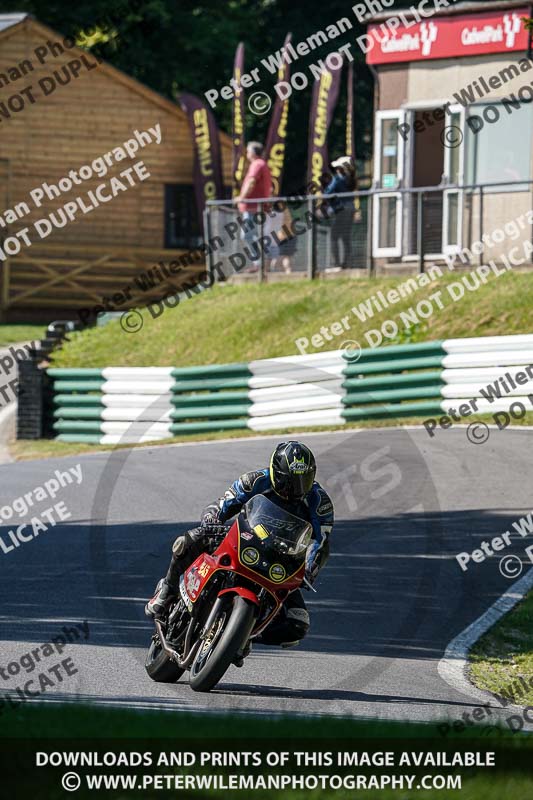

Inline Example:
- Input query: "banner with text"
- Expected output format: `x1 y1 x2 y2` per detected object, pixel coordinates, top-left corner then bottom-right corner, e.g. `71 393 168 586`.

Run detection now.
365 8 529 65
179 92 223 218
232 42 246 197
265 32 292 196
307 66 341 189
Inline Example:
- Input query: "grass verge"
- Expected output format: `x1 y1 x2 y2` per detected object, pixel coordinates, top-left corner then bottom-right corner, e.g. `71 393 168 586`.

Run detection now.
470 590 533 705
0 702 442 739
0 324 45 347
51 273 533 368
9 412 533 462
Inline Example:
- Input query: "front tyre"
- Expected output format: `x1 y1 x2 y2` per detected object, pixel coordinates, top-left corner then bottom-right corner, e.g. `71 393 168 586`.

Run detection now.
145 635 185 683
189 596 255 692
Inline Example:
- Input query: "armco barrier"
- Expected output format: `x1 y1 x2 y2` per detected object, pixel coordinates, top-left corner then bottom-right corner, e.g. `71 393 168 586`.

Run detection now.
47 334 533 444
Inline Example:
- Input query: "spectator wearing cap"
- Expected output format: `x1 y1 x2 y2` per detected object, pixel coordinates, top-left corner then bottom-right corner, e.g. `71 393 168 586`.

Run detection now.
324 156 356 270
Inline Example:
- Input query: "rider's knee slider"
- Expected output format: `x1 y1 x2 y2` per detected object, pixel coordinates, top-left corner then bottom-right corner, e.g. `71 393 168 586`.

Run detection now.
172 532 192 556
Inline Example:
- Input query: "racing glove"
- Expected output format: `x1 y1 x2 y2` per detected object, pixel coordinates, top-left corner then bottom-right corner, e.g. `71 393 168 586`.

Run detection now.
201 502 221 527
304 541 321 585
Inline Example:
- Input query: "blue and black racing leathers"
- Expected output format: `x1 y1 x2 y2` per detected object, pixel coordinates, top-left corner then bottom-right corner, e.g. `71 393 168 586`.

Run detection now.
164 469 334 646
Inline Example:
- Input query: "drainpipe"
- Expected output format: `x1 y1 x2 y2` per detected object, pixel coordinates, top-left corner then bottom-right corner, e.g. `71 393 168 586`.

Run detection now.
368 63 379 275
368 63 380 187
527 3 533 264
527 5 533 61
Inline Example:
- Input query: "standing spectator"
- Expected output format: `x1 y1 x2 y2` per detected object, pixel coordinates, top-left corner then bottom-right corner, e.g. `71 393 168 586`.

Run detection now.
269 205 296 274
235 141 273 273
324 156 356 270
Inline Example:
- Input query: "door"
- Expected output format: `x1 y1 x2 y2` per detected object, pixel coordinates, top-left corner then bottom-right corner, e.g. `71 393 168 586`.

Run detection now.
407 107 445 257
373 111 406 258
442 105 465 255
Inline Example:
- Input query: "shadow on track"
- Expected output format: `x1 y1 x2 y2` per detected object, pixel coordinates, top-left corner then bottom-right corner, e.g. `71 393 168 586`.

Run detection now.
1 508 530 667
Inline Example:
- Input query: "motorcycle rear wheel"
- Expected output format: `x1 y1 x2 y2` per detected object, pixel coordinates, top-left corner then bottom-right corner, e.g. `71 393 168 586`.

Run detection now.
145 636 185 683
189 596 255 692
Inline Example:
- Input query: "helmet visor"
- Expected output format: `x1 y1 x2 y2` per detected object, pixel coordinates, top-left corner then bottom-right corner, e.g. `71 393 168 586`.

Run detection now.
284 470 314 500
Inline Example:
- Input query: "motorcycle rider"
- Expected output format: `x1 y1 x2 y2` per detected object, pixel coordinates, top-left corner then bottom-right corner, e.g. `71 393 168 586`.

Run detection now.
146 441 334 654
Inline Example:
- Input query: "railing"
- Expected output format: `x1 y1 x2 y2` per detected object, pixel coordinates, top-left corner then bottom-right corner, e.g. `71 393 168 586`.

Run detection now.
204 178 533 281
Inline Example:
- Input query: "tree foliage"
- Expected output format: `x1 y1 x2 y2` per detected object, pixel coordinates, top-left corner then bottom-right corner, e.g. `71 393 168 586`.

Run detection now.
0 0 514 190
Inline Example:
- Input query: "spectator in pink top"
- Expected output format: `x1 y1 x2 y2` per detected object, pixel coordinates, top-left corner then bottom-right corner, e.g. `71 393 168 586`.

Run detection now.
235 141 272 272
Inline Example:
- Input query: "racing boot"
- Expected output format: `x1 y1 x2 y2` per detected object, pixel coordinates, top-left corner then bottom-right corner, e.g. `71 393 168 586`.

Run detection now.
145 578 176 618
146 533 196 618
146 529 210 619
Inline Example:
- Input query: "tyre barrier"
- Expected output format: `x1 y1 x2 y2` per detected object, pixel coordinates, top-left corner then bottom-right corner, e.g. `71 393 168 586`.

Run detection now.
48 334 533 443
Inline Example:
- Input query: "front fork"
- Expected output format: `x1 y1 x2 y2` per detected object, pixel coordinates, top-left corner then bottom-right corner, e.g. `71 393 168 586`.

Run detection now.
155 584 262 669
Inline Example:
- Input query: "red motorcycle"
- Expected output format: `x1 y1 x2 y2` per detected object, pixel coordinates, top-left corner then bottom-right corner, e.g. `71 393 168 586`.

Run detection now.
145 495 313 692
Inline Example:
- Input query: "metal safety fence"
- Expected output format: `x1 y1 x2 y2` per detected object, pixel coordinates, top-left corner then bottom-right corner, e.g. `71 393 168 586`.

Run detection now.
204 179 533 280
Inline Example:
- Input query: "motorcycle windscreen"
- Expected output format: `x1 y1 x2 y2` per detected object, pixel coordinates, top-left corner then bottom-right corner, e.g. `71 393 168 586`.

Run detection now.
244 494 312 556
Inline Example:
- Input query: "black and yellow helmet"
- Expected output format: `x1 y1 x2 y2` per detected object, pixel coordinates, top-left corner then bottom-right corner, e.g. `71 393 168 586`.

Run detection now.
269 441 316 501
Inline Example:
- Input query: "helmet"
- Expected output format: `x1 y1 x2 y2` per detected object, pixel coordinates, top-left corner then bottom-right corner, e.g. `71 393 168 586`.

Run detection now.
269 441 316 501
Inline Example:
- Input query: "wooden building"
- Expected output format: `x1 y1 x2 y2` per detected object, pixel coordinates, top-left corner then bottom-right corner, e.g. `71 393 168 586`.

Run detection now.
0 13 232 321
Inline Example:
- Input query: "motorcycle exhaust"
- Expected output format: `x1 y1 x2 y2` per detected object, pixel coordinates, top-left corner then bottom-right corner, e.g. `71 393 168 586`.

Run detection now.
154 619 182 665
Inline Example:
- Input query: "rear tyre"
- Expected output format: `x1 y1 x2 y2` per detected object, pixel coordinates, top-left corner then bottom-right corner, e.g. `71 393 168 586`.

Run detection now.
189 596 255 692
145 636 185 683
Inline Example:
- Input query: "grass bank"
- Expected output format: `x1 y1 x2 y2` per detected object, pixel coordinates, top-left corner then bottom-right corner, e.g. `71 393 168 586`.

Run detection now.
0 324 45 347
51 273 533 368
470 589 533 705
10 411 533 461
10 273 532 461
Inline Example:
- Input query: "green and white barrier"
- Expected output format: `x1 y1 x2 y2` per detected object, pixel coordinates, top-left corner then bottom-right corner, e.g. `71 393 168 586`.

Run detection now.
48 334 533 443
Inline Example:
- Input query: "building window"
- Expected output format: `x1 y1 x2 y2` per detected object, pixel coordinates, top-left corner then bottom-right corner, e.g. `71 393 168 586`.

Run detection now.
164 184 203 249
466 103 533 190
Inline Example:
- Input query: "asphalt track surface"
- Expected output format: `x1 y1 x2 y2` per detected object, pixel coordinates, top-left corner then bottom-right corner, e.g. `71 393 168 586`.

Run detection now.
0 427 531 727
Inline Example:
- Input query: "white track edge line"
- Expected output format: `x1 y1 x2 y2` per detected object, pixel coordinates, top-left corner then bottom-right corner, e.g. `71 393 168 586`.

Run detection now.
438 565 533 724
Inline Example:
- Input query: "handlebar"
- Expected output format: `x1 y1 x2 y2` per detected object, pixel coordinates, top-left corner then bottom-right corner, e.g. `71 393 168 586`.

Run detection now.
202 523 231 541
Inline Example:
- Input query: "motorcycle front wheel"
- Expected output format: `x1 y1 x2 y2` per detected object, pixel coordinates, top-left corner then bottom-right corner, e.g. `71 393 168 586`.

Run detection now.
189 595 255 692
145 635 185 683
